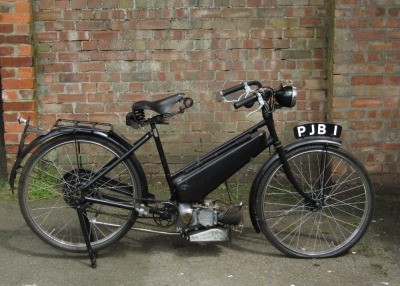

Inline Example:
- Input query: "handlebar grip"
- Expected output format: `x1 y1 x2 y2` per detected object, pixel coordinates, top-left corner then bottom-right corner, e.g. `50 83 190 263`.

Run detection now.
220 81 262 97
220 83 245 97
233 94 258 109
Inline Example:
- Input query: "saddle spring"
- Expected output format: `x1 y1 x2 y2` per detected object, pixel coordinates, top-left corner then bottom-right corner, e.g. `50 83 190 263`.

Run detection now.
126 109 146 129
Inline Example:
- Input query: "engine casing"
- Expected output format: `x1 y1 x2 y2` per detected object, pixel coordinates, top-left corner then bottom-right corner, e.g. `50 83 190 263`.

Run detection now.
176 201 242 233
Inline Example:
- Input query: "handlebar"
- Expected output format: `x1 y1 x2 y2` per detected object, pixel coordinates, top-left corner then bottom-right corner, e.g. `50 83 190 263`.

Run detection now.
221 81 293 110
220 81 262 97
233 94 258 109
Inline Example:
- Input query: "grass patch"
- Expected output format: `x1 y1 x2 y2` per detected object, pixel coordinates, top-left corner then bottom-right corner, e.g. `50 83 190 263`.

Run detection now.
0 183 17 201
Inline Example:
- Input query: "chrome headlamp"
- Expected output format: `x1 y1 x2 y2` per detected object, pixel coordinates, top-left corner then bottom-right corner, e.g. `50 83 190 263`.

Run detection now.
274 85 297 108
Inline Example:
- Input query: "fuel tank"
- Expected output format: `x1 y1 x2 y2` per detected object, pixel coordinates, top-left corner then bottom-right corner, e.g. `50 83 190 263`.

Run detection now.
174 130 268 202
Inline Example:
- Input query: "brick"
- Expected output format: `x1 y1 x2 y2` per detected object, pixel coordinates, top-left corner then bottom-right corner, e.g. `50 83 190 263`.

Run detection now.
87 0 102 8
3 101 36 112
18 45 33 56
58 53 80 61
281 50 312 59
0 47 14 56
351 98 382 107
351 76 384 85
58 94 86 103
286 7 313 17
386 76 400 85
191 8 252 18
4 122 25 133
0 13 31 23
70 0 86 9
332 98 349 108
1 68 15 78
152 51 186 61
34 11 62 21
385 143 400 151
36 32 58 41
75 62 105 72
284 28 314 38
15 3 31 13
0 24 14 34
43 63 73 73
351 142 383 151
278 0 309 5
59 74 90 83
140 20 171 30
92 31 119 40
0 35 31 44
267 18 298 28
351 121 383 130
18 67 35 78
353 30 385 41
300 18 323 27
2 79 35 89
41 103 74 114
59 31 90 41
388 30 400 39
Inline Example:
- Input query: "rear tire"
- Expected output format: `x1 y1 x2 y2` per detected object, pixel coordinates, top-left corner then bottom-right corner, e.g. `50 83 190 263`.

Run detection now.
255 144 374 258
18 134 142 252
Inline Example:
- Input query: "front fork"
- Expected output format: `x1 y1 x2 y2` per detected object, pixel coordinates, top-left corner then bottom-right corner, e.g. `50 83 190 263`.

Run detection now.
263 110 318 207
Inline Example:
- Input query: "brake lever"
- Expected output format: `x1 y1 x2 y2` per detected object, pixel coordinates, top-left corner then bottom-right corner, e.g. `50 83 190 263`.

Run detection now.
245 92 266 118
222 83 255 104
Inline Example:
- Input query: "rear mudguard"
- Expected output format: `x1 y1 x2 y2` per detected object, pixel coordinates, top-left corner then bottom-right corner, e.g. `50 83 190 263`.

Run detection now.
248 136 342 233
9 127 149 198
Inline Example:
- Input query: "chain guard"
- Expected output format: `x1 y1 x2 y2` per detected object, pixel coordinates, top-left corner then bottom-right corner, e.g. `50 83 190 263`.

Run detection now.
86 199 178 229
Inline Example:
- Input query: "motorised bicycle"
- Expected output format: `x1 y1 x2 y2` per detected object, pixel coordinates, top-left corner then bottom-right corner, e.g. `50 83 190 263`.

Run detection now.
10 81 374 268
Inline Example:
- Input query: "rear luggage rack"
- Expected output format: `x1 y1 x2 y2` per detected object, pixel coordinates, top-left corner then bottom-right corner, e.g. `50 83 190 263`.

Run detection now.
54 119 114 131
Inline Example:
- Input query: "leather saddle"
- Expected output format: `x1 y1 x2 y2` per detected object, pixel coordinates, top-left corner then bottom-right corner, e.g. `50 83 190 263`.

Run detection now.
132 93 185 114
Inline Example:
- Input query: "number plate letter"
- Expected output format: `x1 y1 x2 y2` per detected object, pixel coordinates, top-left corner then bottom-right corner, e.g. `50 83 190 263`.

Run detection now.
318 124 326 135
296 126 306 138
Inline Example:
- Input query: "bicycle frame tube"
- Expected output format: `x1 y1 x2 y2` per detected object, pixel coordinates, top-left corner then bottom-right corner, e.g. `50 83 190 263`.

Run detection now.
80 131 154 192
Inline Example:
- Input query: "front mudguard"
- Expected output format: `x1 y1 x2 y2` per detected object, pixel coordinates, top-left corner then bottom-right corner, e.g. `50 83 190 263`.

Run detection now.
248 136 342 233
9 126 149 198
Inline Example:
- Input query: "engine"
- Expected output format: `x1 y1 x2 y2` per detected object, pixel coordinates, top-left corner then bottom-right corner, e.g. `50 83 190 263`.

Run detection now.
176 201 243 233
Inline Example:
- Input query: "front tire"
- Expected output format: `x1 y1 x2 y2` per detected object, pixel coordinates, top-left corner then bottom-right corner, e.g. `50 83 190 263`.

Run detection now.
254 144 374 258
18 134 142 252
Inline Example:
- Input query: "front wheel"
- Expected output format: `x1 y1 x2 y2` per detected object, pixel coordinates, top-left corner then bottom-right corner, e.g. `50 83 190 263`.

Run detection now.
254 144 374 258
18 134 142 252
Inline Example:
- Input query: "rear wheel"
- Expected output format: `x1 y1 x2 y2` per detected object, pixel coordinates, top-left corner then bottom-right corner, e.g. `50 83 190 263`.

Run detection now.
255 144 374 258
18 134 142 252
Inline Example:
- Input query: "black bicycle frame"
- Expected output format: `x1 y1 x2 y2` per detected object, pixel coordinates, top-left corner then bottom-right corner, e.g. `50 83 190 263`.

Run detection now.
81 106 316 210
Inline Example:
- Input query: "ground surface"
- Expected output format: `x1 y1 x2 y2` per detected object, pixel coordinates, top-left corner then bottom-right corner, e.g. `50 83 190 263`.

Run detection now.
0 184 399 286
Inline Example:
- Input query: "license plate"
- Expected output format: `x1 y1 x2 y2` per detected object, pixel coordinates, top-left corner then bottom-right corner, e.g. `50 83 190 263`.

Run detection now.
293 123 342 139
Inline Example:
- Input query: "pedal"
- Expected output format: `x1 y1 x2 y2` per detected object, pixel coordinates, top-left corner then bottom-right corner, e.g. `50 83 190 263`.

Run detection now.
232 224 244 234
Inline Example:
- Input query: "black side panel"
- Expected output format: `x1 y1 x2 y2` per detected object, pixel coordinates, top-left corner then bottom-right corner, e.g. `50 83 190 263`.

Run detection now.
175 131 268 202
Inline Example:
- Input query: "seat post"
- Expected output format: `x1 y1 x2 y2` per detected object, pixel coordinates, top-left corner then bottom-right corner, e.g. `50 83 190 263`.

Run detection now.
150 123 174 192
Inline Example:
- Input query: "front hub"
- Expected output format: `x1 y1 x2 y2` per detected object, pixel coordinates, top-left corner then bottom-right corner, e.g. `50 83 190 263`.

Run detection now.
305 189 325 212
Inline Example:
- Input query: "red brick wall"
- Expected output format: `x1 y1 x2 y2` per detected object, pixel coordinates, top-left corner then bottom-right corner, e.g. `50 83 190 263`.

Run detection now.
1 0 399 185
0 0 36 167
329 0 400 184
31 1 329 181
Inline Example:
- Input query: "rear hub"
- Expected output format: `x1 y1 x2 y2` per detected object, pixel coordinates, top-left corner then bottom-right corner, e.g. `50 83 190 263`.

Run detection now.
62 169 94 207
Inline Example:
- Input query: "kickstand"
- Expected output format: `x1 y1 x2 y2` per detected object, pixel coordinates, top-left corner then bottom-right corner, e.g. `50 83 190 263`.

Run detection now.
76 205 97 268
